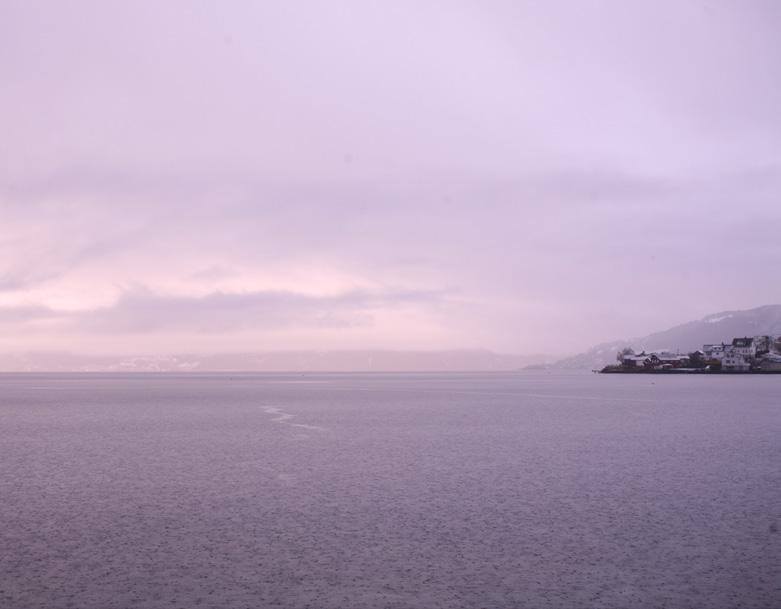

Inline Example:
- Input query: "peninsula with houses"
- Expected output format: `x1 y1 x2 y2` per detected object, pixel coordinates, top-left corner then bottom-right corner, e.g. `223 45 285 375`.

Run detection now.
601 335 781 373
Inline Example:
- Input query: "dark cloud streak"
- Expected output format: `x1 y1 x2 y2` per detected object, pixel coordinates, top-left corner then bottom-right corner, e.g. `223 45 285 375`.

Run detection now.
0 287 447 334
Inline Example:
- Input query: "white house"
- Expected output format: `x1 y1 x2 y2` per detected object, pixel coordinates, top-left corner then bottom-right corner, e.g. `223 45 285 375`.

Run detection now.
752 335 772 356
621 354 651 368
731 337 756 358
722 351 750 372
703 344 726 361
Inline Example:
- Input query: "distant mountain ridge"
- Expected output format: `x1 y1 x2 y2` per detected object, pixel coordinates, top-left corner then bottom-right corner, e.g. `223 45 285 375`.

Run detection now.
0 350 553 372
552 304 781 370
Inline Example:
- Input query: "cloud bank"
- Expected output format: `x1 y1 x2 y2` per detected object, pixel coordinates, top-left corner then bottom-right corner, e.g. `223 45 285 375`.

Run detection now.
1 1 780 355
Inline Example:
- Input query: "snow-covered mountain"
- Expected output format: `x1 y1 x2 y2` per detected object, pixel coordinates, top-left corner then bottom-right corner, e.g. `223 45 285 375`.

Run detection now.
552 304 781 370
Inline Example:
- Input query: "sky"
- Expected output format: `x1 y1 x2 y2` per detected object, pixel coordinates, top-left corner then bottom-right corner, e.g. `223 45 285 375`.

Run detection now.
1 0 781 357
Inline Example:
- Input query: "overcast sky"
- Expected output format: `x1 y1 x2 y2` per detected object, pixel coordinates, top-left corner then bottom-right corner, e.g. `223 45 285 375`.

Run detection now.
1 1 780 356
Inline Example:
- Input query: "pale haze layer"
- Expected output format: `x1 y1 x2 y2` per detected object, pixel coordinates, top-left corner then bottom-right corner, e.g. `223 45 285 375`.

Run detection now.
2 1 780 357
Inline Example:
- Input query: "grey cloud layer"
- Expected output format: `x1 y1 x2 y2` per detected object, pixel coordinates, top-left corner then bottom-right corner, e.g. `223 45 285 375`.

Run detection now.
1 1 780 353
0 287 444 333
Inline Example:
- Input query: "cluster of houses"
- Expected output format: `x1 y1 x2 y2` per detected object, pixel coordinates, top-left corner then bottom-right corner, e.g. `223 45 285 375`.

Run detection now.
617 336 781 372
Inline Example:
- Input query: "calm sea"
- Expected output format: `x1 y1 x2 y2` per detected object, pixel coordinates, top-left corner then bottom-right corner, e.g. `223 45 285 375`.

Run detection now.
1 372 779 608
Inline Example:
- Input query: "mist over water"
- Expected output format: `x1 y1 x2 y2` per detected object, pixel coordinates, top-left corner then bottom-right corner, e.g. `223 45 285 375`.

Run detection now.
1 372 779 608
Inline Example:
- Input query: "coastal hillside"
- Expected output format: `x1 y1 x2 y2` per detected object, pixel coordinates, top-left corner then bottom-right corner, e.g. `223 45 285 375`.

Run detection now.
552 304 781 370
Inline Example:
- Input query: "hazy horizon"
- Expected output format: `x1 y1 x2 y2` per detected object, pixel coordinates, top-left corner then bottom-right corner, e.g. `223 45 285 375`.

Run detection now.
3 1 781 358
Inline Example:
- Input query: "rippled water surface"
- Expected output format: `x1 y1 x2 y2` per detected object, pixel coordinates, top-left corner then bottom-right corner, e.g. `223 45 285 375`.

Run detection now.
1 372 780 608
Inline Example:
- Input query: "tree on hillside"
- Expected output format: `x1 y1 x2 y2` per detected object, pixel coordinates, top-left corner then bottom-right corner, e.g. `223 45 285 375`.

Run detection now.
688 350 706 368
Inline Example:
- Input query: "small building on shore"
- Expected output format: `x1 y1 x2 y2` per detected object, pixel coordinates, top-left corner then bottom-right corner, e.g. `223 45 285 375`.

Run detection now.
703 344 726 361
722 352 751 372
759 353 781 372
620 354 652 368
731 337 756 358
